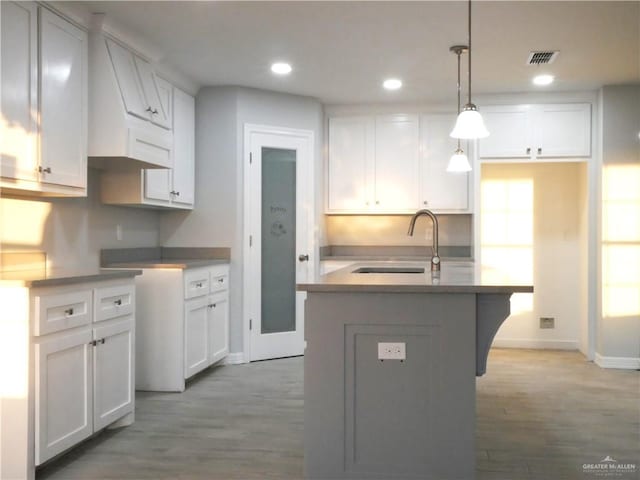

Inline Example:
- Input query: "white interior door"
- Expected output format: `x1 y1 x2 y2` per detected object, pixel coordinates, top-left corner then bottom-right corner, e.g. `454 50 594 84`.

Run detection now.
245 125 314 362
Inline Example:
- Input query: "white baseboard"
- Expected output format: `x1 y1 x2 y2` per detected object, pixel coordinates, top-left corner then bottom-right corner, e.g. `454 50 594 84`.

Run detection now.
223 352 246 365
595 353 640 370
492 338 579 350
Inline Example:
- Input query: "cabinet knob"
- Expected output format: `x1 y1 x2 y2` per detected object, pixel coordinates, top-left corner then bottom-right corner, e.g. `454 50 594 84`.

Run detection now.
196 282 203 288
38 166 52 173
298 254 309 262
175 191 180 196
64 308 74 316
114 299 122 306
146 106 153 113
537 147 542 154
526 147 531 155
152 109 159 115
375 200 380 205
423 200 428 206
100 338 106 344
218 278 224 283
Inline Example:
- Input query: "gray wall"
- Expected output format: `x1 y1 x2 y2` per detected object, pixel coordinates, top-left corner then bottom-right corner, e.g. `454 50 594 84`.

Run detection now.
597 84 640 359
0 169 160 274
160 86 324 356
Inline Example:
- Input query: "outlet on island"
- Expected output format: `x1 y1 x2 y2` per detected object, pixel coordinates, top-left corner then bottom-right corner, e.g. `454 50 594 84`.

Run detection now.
378 342 406 361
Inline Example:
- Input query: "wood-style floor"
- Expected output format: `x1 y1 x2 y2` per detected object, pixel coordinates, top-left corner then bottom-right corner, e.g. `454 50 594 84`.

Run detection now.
38 349 639 480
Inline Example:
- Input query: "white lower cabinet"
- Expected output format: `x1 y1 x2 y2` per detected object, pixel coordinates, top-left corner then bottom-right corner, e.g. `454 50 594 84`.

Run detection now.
135 264 230 392
35 329 93 465
33 279 136 466
184 296 210 378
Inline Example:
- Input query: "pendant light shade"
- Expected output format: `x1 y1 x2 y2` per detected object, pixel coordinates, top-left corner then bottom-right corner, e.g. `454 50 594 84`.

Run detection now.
450 104 490 139
450 0 489 140
447 148 472 172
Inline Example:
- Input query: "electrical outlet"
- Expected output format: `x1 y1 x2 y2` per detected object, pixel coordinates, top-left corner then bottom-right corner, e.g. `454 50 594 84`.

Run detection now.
540 317 555 329
378 342 406 361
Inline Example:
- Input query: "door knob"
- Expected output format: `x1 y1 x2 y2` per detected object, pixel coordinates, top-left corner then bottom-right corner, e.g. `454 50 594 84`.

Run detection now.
298 254 309 262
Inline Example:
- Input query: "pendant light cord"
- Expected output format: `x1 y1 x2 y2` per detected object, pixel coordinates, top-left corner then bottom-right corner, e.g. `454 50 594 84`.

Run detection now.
456 50 462 149
468 0 472 105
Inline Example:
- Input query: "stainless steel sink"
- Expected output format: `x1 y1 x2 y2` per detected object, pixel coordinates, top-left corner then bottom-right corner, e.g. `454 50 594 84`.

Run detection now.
352 267 425 274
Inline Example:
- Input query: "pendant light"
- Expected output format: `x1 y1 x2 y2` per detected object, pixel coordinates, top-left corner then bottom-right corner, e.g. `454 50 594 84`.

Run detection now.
447 45 472 173
450 0 490 140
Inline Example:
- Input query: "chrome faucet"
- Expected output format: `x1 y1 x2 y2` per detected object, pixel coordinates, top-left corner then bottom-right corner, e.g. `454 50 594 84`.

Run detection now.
407 209 441 272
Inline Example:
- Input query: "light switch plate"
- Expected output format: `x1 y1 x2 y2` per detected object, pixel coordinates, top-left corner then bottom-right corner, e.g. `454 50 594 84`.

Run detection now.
378 342 406 360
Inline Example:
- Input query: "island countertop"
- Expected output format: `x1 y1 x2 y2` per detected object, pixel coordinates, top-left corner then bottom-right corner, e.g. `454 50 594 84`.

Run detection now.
297 261 534 294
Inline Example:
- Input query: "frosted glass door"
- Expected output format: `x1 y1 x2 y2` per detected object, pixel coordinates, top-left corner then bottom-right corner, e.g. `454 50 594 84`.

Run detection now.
261 147 296 334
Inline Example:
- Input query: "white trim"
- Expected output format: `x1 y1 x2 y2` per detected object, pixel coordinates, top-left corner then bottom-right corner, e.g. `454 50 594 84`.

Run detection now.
594 353 640 370
223 352 246 365
242 123 315 363
492 339 579 350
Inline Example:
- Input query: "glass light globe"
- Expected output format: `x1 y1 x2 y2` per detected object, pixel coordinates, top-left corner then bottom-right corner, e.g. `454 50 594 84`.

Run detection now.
446 148 472 172
450 104 490 139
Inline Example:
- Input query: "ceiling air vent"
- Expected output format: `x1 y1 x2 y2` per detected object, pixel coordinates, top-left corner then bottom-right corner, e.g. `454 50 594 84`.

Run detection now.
526 51 559 65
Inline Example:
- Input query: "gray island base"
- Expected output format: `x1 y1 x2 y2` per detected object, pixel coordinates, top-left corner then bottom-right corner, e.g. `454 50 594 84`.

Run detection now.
298 262 533 480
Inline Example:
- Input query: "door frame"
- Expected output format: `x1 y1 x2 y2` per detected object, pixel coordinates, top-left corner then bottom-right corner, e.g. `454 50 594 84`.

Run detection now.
242 123 315 362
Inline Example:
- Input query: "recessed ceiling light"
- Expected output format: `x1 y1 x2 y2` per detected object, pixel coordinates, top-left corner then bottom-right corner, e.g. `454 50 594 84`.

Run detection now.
533 74 554 86
271 62 292 75
383 78 402 90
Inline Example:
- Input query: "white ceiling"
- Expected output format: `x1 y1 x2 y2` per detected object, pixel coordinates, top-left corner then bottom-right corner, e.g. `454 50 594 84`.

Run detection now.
65 1 640 104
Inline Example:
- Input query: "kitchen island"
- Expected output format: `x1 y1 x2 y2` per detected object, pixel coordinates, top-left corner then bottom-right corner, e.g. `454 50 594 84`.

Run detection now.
297 261 533 480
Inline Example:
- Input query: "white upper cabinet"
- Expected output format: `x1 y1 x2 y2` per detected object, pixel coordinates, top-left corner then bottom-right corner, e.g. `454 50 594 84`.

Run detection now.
0 1 38 183
327 114 468 214
88 28 172 170
105 38 148 119
101 86 195 210
105 39 170 130
536 104 591 157
374 114 420 212
420 114 469 212
327 117 373 211
0 2 87 196
39 7 87 188
479 103 591 160
171 88 196 206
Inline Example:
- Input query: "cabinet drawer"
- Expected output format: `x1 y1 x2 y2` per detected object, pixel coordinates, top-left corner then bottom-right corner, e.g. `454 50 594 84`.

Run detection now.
184 269 210 299
94 284 135 322
34 290 92 336
210 271 228 293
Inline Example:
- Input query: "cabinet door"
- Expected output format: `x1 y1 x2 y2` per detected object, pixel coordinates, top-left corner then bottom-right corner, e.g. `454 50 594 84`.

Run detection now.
478 105 532 158
172 88 195 207
374 114 420 211
105 39 149 120
93 318 134 430
144 169 172 203
155 76 173 131
0 1 38 182
134 57 170 129
39 7 87 188
536 103 591 158
208 293 229 365
184 297 209 378
35 328 93 465
327 117 374 211
421 114 469 211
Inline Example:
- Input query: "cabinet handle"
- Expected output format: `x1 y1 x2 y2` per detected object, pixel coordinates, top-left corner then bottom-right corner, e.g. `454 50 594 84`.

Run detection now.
101 338 106 344
152 109 159 115
174 191 180 196
37 166 52 173
537 147 542 155
114 299 122 306
375 200 380 205
526 147 531 155
89 340 96 346
146 106 153 113
195 282 203 288
64 308 74 316
208 303 216 309
218 278 224 283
